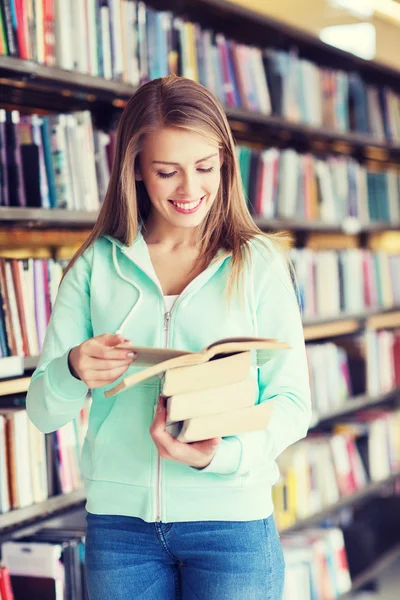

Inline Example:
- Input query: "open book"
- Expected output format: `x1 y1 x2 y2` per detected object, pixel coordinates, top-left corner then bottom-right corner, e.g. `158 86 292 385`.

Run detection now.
105 336 290 397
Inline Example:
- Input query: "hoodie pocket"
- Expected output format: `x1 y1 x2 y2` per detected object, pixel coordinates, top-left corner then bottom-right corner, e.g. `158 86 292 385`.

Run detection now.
81 384 158 486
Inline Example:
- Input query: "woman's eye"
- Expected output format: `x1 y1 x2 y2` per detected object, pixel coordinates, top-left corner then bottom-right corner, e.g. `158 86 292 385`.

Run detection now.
157 171 176 179
197 166 214 174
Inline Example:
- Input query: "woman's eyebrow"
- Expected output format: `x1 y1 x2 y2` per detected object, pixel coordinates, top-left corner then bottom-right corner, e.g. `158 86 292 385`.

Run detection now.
152 153 218 166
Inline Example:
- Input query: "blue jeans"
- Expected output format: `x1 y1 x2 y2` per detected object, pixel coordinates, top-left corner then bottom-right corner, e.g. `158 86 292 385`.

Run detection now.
85 513 285 599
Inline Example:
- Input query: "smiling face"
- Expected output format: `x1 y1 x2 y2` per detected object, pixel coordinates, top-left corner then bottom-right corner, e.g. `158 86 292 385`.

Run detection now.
136 127 222 232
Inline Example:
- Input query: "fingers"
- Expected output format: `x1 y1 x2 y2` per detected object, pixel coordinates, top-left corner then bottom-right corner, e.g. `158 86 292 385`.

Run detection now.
88 364 133 389
88 336 134 361
84 354 136 370
100 333 129 347
150 398 221 468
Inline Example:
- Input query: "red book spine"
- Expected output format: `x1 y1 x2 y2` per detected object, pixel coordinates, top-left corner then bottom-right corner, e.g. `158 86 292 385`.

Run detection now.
14 0 28 59
0 564 15 600
43 0 55 66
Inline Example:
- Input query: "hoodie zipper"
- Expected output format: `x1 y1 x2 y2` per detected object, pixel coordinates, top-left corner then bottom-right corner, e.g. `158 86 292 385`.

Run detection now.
155 309 172 522
115 241 228 522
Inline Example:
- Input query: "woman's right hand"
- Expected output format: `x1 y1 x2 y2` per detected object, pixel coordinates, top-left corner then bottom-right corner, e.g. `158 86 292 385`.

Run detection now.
68 333 136 389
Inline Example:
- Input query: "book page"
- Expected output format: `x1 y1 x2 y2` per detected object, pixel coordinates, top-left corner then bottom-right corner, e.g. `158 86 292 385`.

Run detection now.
115 343 193 366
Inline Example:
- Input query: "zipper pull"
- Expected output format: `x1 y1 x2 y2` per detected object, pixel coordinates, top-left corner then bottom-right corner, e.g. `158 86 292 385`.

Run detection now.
164 311 171 330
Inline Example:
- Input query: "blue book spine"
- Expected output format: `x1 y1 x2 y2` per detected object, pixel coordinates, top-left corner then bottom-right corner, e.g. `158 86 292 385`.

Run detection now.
41 118 57 209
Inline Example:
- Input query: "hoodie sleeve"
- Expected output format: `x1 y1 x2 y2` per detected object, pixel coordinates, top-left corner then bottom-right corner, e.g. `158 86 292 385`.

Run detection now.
199 242 311 476
26 248 93 434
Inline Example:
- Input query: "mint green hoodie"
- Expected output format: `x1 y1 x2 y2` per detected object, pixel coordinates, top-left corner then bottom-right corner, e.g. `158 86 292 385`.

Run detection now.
26 232 311 523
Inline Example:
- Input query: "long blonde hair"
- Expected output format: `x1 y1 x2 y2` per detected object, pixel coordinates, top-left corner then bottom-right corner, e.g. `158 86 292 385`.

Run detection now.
65 75 290 291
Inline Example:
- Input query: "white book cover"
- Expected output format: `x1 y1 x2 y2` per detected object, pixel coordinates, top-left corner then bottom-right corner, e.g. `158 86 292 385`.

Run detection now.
28 419 47 503
356 163 369 225
2 541 64 579
250 47 271 115
101 5 113 80
278 149 299 218
13 410 34 508
315 252 340 317
0 415 10 513
76 111 100 211
71 0 89 73
387 170 400 224
64 115 82 210
87 0 99 76
33 260 47 352
52 116 75 210
315 159 336 222
54 0 74 70
110 0 124 78
22 259 40 357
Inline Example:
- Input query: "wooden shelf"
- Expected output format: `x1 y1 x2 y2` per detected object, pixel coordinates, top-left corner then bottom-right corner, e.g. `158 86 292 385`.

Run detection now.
0 376 31 396
303 306 400 341
0 207 98 228
226 108 400 157
310 389 400 427
0 39 400 157
341 542 400 598
367 310 400 330
280 470 400 534
1 207 399 235
0 489 86 533
255 218 400 234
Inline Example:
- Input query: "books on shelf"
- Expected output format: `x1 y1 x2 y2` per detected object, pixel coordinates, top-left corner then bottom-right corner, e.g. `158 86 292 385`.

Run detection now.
1 2 400 144
0 257 66 365
291 248 400 319
237 144 400 225
0 401 89 514
307 329 400 417
2 525 87 600
339 329 400 397
306 342 353 418
273 408 400 530
282 527 352 599
0 109 112 211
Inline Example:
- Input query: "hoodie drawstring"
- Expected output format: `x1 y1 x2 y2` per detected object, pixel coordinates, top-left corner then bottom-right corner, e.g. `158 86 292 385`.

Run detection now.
112 243 143 336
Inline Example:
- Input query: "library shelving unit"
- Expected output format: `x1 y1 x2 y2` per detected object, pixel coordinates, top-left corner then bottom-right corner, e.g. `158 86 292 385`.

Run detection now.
0 0 400 596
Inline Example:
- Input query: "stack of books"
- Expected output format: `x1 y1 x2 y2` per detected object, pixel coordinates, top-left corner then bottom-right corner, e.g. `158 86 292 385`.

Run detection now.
105 337 290 442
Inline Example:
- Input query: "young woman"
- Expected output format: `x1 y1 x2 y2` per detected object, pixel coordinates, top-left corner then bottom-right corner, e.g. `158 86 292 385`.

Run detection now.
26 75 311 599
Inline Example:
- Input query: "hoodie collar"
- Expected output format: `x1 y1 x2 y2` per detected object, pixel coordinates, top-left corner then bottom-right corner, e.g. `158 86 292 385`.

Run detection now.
104 231 232 297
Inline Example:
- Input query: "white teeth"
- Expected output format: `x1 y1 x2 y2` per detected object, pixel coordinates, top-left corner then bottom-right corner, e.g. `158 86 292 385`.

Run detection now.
172 199 202 211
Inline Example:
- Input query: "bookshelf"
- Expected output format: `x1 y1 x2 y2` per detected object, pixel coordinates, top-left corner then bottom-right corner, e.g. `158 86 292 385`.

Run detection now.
0 489 86 535
310 388 400 427
280 470 400 535
303 307 400 341
0 207 98 227
2 207 400 234
0 0 399 598
341 542 400 598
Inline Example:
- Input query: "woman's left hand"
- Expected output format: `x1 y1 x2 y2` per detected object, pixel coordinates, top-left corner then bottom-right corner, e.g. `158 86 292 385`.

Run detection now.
150 396 221 469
